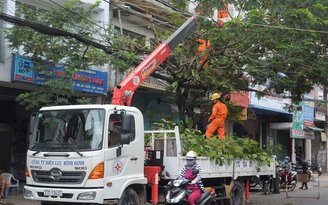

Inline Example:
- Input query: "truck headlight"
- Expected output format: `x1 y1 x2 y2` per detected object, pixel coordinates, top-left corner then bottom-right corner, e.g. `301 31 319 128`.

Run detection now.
24 188 33 198
78 191 96 200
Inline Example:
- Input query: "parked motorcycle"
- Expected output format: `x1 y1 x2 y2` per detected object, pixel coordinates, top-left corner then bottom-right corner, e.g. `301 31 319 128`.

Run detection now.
166 170 216 205
310 164 322 176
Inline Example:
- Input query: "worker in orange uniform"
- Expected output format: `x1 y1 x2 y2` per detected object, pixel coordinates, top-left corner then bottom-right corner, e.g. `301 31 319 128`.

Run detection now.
197 39 211 68
205 93 229 139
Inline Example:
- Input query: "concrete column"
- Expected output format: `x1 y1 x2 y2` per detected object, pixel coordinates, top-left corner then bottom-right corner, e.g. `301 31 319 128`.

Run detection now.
291 138 295 163
307 139 312 165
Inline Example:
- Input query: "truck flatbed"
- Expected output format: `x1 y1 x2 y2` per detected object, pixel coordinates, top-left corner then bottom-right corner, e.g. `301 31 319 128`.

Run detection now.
145 127 275 180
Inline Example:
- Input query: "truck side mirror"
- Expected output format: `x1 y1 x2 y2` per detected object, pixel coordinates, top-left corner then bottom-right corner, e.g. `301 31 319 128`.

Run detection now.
120 133 131 145
116 114 134 157
116 133 132 157
121 114 133 133
27 112 37 144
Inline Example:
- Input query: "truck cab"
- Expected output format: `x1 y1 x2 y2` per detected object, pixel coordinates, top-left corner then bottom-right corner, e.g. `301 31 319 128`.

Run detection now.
24 104 147 204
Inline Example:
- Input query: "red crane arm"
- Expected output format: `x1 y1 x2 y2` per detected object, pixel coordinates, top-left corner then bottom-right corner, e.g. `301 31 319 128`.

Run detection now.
111 14 199 106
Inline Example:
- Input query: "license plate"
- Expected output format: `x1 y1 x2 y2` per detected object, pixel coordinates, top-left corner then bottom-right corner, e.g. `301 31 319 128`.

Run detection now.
44 190 63 197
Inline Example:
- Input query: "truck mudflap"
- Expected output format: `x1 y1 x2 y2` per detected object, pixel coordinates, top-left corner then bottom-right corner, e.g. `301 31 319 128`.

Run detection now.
24 185 106 204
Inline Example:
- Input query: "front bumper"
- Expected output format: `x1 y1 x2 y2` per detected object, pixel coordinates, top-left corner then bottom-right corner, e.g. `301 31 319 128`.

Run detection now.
24 185 108 204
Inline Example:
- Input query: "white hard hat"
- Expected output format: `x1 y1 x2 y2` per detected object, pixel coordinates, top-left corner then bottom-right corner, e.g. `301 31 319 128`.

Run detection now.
186 151 197 159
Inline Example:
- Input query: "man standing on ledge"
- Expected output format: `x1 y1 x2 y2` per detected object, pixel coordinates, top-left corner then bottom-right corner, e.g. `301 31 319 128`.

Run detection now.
205 93 229 139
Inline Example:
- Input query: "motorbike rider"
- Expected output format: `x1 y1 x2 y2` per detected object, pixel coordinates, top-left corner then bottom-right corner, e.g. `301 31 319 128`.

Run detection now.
280 156 292 191
178 151 204 205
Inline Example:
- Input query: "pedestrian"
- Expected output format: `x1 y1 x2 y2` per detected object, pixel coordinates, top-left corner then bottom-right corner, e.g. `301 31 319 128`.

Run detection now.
0 175 11 198
205 93 229 139
299 155 309 190
272 155 280 194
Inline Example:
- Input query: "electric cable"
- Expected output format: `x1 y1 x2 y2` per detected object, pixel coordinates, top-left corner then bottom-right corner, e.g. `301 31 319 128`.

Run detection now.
0 12 114 54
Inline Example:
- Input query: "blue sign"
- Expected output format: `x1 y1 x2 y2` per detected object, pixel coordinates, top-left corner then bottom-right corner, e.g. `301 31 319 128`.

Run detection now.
11 55 34 82
11 54 108 95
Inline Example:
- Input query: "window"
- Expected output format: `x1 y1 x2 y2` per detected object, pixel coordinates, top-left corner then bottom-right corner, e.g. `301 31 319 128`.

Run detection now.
114 26 145 41
108 113 135 148
29 109 105 151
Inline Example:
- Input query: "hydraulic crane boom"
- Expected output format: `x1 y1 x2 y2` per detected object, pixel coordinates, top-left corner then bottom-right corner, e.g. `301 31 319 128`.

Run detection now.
111 14 199 106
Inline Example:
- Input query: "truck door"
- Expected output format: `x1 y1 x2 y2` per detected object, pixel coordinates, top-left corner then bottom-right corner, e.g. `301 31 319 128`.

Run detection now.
103 113 143 198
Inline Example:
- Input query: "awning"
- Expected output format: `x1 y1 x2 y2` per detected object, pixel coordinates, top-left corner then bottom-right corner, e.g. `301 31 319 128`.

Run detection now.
306 126 324 132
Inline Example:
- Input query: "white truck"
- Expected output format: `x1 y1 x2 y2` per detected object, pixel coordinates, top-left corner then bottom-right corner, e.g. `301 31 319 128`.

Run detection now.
24 104 275 205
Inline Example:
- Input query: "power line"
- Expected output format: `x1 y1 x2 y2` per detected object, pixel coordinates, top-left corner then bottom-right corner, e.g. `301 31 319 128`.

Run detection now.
102 0 183 31
0 12 113 54
235 21 328 34
6 0 108 46
48 0 107 31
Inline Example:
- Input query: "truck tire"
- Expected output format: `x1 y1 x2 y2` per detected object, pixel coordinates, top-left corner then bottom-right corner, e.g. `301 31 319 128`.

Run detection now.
230 181 245 205
118 187 139 205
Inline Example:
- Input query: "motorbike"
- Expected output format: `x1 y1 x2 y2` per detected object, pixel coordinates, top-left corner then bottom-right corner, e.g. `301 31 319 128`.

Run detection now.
166 170 216 205
249 175 263 188
278 165 297 191
310 164 322 176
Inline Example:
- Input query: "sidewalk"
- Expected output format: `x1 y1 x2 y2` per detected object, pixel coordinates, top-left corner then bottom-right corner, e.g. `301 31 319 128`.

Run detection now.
0 193 40 205
0 183 40 205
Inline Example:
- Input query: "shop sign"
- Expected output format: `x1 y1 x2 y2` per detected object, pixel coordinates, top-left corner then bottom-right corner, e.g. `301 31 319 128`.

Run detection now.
292 129 303 139
303 91 315 126
315 111 326 121
303 105 314 126
321 132 327 142
230 90 249 107
249 84 291 113
303 130 314 139
11 54 108 95
292 103 304 138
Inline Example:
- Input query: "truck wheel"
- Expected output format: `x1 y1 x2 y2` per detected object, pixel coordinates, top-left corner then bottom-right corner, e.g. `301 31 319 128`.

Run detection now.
118 187 139 205
230 181 245 205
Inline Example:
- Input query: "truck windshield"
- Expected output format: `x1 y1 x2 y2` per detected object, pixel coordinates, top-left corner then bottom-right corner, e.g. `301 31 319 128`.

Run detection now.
29 109 105 151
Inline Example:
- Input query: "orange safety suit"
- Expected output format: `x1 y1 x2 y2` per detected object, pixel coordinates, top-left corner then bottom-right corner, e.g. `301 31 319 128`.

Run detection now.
205 101 228 139
197 39 211 68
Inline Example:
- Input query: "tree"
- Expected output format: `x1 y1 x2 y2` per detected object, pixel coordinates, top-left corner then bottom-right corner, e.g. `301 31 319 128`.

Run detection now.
4 0 142 109
146 0 328 128
4 0 328 130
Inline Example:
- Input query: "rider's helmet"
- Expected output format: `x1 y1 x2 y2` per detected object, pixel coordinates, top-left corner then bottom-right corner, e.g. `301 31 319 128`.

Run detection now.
285 156 290 162
186 151 197 166
186 151 197 159
211 93 221 101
